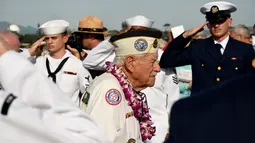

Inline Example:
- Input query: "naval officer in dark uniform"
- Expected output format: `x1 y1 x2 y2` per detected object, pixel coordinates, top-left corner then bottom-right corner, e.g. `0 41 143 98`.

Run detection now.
160 1 255 94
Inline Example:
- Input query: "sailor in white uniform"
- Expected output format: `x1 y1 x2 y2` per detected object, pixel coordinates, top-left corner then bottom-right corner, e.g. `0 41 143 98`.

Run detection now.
0 39 106 143
33 20 92 106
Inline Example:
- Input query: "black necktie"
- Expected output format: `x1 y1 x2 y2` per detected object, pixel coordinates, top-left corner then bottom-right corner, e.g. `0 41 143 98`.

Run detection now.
46 57 69 83
215 43 222 62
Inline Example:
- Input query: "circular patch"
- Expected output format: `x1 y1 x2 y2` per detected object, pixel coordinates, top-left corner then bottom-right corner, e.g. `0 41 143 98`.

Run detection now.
134 38 148 51
105 89 122 105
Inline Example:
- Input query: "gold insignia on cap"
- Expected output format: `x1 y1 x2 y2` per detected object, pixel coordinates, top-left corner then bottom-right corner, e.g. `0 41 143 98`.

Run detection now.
153 39 158 48
211 6 219 14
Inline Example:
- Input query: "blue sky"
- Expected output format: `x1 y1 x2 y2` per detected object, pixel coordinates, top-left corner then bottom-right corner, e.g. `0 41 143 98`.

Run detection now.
1 0 254 31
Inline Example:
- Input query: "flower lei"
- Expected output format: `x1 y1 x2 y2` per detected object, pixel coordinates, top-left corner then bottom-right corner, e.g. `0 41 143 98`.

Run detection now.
105 61 156 141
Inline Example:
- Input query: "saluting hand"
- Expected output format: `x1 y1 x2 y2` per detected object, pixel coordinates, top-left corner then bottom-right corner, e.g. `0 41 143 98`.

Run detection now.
183 22 209 39
29 36 45 56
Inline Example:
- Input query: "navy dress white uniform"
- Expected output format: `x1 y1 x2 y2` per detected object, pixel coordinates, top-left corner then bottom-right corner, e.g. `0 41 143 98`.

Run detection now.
80 30 162 143
160 1 255 94
125 15 154 27
0 51 105 143
36 20 92 106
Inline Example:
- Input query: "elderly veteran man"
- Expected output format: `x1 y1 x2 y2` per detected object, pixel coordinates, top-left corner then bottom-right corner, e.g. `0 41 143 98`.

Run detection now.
30 20 92 106
80 29 162 143
0 37 106 143
76 15 180 143
229 24 252 45
160 1 255 94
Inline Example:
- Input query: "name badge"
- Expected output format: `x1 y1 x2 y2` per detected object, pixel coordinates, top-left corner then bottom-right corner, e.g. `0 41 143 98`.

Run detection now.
64 71 77 75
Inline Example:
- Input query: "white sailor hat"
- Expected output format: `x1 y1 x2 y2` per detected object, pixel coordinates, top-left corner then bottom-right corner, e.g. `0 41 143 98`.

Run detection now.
110 30 162 57
125 15 154 28
39 20 69 35
200 1 237 14
200 1 237 24
8 24 20 34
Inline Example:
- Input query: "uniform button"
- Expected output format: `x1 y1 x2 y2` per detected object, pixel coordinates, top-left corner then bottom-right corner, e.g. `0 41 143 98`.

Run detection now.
201 64 204 67
217 66 221 70
235 67 238 70
216 78 220 82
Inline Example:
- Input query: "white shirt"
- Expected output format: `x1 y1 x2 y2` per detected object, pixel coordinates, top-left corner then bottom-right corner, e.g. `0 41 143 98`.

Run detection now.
214 35 229 54
80 73 142 143
19 48 37 63
0 51 106 143
83 40 115 70
35 50 92 106
252 35 255 46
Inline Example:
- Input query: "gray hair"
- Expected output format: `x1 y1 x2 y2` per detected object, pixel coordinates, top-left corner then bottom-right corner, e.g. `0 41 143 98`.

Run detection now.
193 31 206 39
113 53 148 66
231 24 251 38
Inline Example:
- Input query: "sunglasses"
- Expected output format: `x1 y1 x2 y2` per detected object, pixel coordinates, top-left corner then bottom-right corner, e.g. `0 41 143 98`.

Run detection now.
208 18 227 25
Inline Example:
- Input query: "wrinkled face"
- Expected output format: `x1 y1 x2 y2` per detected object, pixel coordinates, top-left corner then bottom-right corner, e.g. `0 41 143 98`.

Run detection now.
45 34 68 54
229 30 236 38
231 33 252 44
207 18 232 38
131 53 160 87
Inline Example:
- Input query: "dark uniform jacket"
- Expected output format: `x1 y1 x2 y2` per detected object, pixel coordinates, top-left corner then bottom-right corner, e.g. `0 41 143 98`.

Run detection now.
166 73 255 143
160 34 255 94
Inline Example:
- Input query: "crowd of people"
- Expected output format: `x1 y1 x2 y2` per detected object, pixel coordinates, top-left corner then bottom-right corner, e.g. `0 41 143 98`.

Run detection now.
0 1 255 143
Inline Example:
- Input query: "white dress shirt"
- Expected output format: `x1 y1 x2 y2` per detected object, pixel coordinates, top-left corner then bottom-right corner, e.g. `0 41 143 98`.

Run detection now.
214 35 230 54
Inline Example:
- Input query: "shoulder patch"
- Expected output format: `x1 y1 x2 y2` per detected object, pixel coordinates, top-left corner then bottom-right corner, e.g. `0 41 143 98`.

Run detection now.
105 89 122 106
